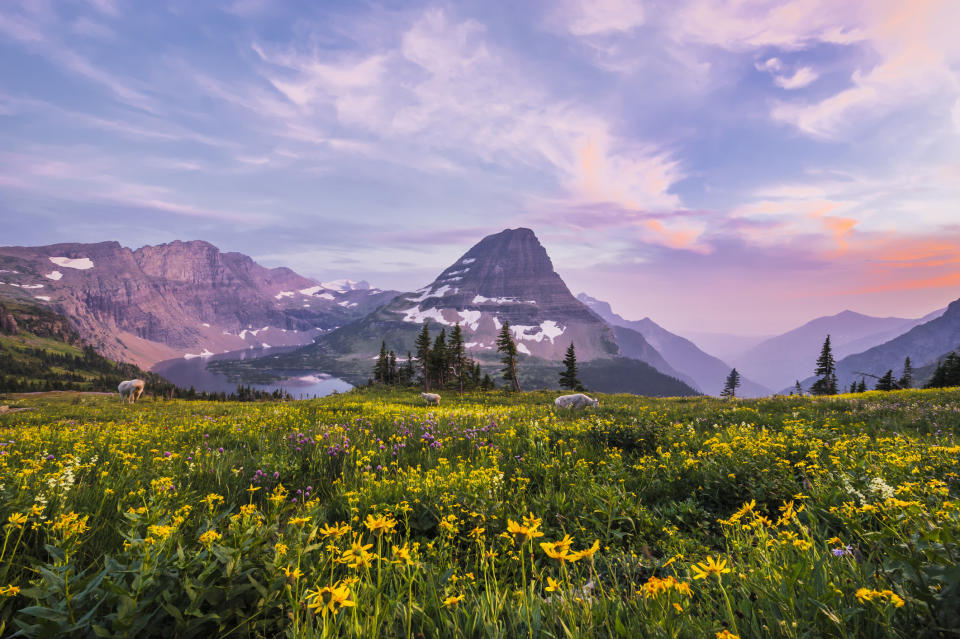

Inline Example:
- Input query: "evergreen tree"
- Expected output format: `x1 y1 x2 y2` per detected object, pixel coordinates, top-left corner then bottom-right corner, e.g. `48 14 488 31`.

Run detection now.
898 356 913 389
373 341 389 384
875 369 895 391
857 378 867 393
401 351 415 387
388 350 398 385
794 380 803 396
558 342 584 390
414 323 431 391
481 373 494 391
810 335 838 395
924 351 960 388
720 368 741 398
496 321 521 392
448 323 468 393
430 329 449 388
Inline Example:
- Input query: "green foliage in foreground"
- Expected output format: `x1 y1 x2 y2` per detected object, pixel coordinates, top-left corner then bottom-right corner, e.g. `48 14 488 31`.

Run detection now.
0 388 958 638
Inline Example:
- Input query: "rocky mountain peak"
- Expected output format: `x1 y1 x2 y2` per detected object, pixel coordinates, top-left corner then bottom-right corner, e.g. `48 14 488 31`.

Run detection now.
369 228 617 360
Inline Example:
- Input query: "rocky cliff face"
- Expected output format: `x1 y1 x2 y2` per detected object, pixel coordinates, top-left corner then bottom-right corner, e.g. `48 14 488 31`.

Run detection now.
0 240 397 367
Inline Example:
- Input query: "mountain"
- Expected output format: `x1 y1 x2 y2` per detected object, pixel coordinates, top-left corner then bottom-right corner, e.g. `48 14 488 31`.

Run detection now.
796 299 960 392
228 228 697 396
577 294 769 396
0 240 397 367
682 331 770 363
0 299 175 394
734 309 945 391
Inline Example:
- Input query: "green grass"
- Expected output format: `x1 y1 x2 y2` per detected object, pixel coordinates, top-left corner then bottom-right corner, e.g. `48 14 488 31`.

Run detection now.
0 388 957 637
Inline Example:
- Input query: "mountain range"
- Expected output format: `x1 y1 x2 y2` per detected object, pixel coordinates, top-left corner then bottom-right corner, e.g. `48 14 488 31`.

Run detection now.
795 300 960 392
576 294 770 397
226 228 697 395
0 240 397 367
1 230 956 397
734 308 946 391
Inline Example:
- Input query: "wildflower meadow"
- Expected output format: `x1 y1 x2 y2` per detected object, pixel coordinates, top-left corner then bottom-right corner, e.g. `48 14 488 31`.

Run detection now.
0 388 957 638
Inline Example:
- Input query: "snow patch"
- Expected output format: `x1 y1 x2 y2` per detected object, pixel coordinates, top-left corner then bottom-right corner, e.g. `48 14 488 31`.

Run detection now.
45 271 63 281
0 270 19 274
338 301 358 308
473 295 536 305
49 256 94 270
460 258 476 265
34 295 51 301
510 321 566 344
238 326 270 340
202 322 210 327
184 349 215 360
492 316 502 330
458 309 482 331
275 291 295 299
443 276 463 282
20 284 43 289
298 286 323 296
320 279 367 292
399 305 454 326
516 343 531 355
445 268 469 277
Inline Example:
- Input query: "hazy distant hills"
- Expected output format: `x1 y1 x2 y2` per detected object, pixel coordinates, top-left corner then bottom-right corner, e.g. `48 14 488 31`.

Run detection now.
794 300 960 392
734 309 945 391
231 228 697 396
0 240 397 367
577 294 769 397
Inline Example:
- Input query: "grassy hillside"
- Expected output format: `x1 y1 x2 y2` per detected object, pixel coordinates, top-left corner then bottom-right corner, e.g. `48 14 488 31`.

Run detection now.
0 388 957 636
0 300 174 394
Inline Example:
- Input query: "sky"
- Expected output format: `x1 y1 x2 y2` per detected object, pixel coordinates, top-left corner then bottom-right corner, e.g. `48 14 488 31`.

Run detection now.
1 0 959 335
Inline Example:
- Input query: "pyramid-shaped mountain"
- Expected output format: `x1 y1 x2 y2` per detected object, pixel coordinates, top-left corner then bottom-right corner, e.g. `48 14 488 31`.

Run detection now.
387 228 618 360
232 228 696 396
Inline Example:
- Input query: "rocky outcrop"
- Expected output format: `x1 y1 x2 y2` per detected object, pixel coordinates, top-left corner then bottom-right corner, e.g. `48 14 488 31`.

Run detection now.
0 240 397 367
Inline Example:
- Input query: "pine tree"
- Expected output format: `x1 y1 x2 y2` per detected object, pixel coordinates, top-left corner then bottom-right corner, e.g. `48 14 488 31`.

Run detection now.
810 335 838 395
481 373 494 391
373 341 389 384
414 323 431 391
794 380 803 396
388 350 397 385
558 342 583 390
898 356 913 389
448 323 467 393
720 368 741 398
857 378 867 393
496 321 521 392
402 352 415 387
430 329 449 388
875 369 895 391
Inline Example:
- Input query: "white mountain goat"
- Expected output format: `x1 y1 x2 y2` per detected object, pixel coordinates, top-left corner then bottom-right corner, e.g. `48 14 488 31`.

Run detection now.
554 393 599 409
118 379 145 403
420 392 441 406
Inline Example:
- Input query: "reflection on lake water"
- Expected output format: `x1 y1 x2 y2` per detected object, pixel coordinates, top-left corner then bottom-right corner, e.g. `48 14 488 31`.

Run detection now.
151 346 352 398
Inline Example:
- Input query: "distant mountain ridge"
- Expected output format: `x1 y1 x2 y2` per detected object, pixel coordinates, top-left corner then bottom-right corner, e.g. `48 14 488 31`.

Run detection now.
229 228 697 396
577 294 769 397
0 240 397 367
795 300 960 392
735 308 945 391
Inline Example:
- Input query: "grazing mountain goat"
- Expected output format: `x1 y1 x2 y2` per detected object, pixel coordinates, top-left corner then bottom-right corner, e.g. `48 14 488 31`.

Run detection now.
554 393 599 409
118 379 145 403
420 392 441 406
